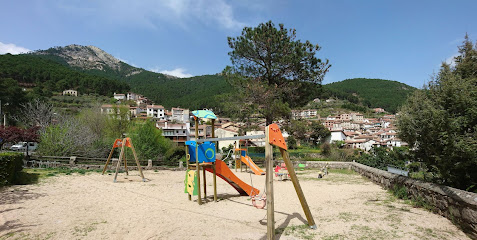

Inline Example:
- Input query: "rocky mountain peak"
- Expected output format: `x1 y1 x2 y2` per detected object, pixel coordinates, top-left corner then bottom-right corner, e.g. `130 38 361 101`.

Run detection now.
33 44 128 72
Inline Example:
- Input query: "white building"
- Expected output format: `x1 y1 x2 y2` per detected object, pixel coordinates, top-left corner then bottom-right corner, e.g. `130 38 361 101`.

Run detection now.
215 127 239 152
113 93 126 101
62 89 78 96
171 108 190 123
147 105 165 119
329 130 346 143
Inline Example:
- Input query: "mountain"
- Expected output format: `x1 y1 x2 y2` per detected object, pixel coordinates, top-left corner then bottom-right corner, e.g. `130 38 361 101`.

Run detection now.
0 53 130 97
323 78 417 113
30 45 231 110
9 45 414 113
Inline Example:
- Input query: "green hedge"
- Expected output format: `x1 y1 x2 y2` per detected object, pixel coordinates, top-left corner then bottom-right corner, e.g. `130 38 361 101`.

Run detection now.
0 152 24 186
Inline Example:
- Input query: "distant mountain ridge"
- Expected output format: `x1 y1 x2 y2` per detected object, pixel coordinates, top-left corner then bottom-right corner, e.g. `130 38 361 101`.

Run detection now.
29 44 231 110
20 45 414 112
324 78 417 113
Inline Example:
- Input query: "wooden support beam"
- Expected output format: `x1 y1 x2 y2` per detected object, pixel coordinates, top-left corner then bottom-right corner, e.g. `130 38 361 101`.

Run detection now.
280 148 316 229
186 145 191 201
196 143 202 205
213 164 217 202
113 140 126 183
265 127 275 240
129 138 146 181
203 167 207 203
102 146 115 175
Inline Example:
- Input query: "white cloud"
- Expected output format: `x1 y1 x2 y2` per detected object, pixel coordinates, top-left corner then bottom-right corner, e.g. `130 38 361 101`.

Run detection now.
57 0 247 31
0 42 31 54
150 67 193 78
445 53 459 67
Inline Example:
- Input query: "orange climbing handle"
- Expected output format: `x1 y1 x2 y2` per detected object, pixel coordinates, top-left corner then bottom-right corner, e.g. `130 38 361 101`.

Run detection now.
268 124 287 150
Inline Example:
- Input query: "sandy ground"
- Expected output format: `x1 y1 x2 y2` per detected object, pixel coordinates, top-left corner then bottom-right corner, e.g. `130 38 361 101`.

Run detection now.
0 168 470 240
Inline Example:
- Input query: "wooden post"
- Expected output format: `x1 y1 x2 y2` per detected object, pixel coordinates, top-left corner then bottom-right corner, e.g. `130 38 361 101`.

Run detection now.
102 146 115 175
129 139 146 181
195 117 202 205
186 145 191 201
280 148 316 229
203 167 207 203
213 164 217 202
113 140 126 183
265 127 275 240
124 151 129 176
211 118 217 202
196 143 202 205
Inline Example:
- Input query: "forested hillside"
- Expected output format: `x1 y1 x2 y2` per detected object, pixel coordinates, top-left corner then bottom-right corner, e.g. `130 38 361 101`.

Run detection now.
323 78 416 113
31 45 232 110
126 73 231 110
0 54 130 97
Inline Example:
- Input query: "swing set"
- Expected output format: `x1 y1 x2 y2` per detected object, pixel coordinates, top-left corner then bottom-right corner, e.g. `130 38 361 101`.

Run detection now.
185 110 316 239
101 137 146 182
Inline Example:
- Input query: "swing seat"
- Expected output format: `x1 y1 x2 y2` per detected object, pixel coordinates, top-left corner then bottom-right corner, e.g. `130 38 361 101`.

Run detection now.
252 194 267 209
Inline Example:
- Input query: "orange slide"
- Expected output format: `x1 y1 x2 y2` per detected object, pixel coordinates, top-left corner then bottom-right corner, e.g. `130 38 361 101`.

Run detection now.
206 160 260 196
241 156 265 175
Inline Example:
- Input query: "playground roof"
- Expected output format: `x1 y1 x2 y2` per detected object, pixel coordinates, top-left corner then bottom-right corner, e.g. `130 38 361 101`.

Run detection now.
192 110 217 119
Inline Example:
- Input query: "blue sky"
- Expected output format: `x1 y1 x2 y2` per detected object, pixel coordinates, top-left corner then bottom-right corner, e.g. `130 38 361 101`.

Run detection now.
1 0 476 87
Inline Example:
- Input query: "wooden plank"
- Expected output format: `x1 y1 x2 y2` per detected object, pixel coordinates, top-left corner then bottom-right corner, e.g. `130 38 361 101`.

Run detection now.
129 138 146 181
203 167 207 203
280 148 316 229
186 145 191 201
102 146 115 175
265 127 275 240
213 164 217 202
113 140 126 183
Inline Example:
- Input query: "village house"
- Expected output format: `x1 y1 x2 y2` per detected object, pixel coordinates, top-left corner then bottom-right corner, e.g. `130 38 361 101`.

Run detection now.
156 121 190 146
215 124 239 152
62 89 78 96
113 93 126 101
291 109 319 119
147 104 165 120
329 130 346 143
170 107 190 123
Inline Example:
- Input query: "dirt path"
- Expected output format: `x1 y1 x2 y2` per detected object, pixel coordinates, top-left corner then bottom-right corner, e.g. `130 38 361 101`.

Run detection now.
0 169 470 239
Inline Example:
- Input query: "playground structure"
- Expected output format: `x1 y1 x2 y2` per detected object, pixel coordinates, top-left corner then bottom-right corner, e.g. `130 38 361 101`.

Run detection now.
184 109 316 239
101 137 146 182
234 147 265 175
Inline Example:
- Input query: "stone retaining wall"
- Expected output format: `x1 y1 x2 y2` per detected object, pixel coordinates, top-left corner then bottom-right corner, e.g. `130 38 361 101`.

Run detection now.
348 162 477 239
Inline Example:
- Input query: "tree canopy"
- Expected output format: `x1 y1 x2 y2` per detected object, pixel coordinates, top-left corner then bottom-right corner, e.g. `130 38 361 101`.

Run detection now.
223 21 330 124
397 34 477 192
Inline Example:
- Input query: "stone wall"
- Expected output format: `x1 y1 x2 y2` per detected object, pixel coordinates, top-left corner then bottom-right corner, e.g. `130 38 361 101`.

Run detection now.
348 162 477 239
276 160 477 238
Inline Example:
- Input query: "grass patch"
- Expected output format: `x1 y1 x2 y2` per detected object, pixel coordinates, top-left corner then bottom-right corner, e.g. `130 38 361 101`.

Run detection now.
338 212 359 222
328 169 356 175
322 234 347 240
72 221 107 237
350 225 399 239
275 224 315 240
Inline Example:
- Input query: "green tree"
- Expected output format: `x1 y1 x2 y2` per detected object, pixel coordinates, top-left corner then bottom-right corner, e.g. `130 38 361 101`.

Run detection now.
286 120 309 145
0 78 27 122
223 21 330 124
397 35 477 191
129 121 167 161
310 121 330 145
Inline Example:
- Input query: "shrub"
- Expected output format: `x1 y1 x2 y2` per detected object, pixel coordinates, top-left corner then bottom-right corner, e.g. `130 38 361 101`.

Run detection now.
0 152 24 186
164 146 185 166
321 143 331 156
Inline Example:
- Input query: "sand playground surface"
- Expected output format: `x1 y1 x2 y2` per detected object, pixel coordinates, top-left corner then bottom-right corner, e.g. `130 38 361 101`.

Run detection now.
0 168 470 240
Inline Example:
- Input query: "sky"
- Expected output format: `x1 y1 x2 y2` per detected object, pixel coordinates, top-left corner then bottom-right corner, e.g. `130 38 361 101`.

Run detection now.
1 0 476 88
